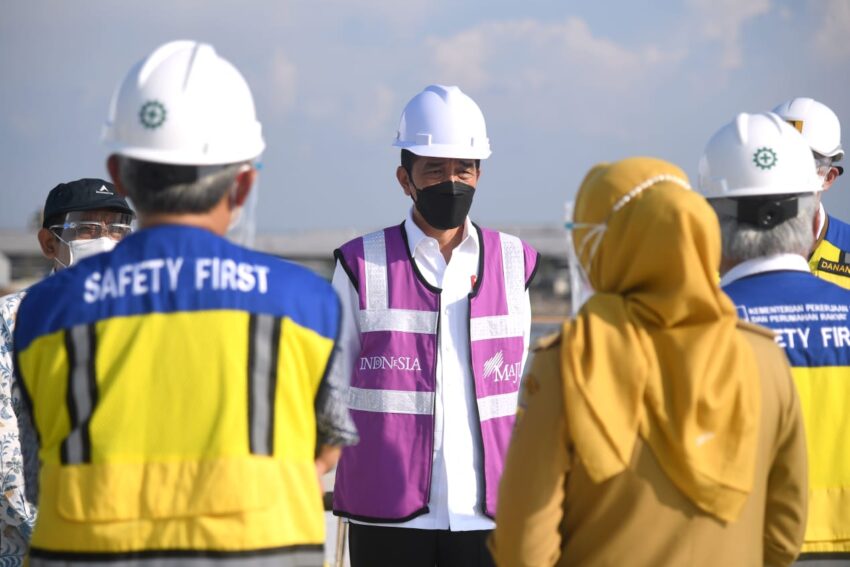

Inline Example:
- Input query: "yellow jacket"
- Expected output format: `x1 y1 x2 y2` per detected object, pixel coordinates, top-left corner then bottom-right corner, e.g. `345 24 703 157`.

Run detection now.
15 226 339 564
490 324 808 567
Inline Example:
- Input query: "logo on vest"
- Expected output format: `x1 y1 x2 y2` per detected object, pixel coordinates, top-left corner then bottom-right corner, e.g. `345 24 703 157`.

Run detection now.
818 256 850 277
359 356 422 372
483 350 521 384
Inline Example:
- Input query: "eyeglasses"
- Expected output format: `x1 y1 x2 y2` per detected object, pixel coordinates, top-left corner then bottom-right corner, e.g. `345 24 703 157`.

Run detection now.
50 221 133 241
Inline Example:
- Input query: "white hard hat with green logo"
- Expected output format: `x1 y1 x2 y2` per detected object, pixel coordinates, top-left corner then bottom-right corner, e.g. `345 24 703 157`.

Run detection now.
102 40 265 166
698 112 823 200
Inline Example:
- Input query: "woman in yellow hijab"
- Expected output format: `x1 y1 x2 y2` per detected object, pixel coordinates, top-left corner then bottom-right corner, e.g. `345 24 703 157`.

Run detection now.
490 157 808 567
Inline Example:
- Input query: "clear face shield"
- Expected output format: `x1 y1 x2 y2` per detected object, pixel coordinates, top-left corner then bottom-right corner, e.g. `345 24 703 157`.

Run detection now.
49 210 135 268
225 162 261 248
564 202 605 317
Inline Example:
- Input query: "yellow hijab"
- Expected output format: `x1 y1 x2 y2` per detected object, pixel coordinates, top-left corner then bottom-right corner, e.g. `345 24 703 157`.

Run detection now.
561 157 760 522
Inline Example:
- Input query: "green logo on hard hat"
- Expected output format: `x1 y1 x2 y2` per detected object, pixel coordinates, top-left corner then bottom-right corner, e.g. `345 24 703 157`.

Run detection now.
753 147 778 170
139 100 167 129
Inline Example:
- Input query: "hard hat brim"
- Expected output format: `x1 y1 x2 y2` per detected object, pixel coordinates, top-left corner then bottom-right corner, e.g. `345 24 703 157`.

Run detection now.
393 141 491 160
704 184 823 198
105 141 265 167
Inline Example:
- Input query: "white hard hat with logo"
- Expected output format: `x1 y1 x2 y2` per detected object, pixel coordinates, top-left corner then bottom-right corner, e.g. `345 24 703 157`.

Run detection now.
772 97 843 162
393 85 491 160
103 40 265 166
698 112 823 199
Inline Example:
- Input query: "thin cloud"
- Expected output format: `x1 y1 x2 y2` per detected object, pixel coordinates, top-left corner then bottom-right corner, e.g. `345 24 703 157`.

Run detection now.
424 16 686 140
302 0 435 28
427 17 685 93
688 0 771 69
269 49 298 116
815 0 850 60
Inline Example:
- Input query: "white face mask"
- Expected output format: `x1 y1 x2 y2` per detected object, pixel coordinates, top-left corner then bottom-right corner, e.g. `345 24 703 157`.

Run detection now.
56 237 117 269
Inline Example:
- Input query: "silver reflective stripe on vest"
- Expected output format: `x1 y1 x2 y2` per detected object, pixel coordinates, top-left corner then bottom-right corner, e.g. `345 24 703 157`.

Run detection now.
63 324 95 464
469 316 524 342
359 229 438 335
470 234 526 342
363 230 388 311
348 386 434 415
477 390 519 422
248 314 280 456
359 309 438 334
29 547 324 567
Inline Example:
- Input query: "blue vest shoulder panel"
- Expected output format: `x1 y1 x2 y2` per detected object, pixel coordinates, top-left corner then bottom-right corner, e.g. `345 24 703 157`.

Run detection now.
825 214 850 252
15 225 339 352
723 270 850 367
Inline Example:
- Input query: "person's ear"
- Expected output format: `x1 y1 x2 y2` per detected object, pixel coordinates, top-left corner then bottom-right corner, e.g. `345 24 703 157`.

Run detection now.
231 166 256 208
823 167 840 191
37 228 59 260
397 166 414 197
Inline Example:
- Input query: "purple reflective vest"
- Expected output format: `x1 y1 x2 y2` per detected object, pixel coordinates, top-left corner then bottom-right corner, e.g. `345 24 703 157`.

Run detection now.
332 222 539 522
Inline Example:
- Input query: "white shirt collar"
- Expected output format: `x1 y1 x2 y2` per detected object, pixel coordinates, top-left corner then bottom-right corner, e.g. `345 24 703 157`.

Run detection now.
720 253 811 287
403 207 478 258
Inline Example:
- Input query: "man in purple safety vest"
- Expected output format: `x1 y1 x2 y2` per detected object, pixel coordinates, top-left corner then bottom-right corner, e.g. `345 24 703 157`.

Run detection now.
331 85 539 567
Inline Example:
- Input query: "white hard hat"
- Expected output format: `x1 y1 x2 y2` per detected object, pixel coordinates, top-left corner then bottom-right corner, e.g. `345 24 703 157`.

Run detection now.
772 97 843 162
393 85 491 160
698 112 823 199
103 40 265 166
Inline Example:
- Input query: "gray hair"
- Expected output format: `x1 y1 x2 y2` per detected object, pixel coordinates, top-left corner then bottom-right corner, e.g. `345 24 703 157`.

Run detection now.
714 193 818 263
117 156 248 215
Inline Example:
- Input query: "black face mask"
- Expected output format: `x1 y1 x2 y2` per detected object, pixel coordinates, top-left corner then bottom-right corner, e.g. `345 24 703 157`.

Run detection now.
411 179 475 230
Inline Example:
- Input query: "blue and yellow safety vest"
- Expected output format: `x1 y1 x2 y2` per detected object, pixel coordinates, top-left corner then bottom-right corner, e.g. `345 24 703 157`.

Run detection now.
810 213 850 290
724 269 850 555
14 225 339 565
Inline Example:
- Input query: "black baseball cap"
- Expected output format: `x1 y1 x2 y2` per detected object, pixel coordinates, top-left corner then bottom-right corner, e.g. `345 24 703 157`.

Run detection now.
42 178 134 228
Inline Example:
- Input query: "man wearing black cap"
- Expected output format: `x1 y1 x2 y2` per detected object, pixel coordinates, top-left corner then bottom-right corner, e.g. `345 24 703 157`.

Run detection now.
38 178 135 270
0 178 133 565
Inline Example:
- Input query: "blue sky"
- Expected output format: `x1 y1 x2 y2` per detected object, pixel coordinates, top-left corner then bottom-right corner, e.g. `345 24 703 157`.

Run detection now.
1 0 848 232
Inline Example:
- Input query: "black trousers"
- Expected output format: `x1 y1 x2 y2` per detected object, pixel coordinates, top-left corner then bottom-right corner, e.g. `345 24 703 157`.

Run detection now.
348 523 496 567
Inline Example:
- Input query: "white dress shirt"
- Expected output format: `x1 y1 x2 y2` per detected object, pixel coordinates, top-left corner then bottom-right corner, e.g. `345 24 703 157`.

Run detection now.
332 209 532 531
